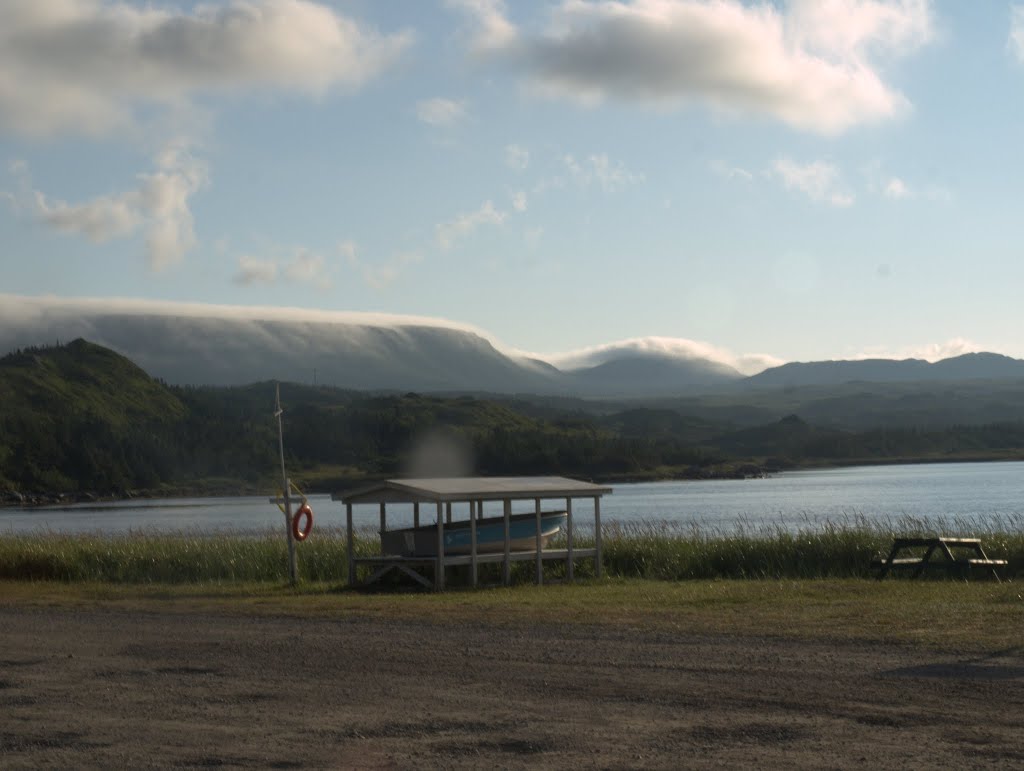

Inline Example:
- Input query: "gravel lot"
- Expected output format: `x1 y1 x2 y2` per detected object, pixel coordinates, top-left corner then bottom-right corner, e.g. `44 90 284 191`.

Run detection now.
2 605 1023 768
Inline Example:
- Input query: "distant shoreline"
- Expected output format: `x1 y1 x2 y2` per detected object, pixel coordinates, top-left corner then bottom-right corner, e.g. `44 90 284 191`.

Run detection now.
5 453 1024 508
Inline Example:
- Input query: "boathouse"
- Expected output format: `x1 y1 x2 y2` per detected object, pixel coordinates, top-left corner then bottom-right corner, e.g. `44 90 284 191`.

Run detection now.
333 476 612 590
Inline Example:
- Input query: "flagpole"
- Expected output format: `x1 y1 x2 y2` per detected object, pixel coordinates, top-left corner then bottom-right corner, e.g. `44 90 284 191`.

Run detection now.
276 383 297 584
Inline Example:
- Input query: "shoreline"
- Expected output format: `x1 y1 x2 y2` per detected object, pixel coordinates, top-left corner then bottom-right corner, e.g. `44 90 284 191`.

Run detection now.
4 453 1024 509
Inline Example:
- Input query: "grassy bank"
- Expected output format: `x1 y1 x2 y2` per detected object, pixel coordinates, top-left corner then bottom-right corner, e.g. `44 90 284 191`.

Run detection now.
2 517 1021 584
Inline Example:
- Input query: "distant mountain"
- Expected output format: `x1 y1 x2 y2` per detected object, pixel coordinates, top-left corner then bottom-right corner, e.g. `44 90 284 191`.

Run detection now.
5 297 1024 398
746 353 1024 388
0 302 746 396
566 352 743 397
0 312 563 393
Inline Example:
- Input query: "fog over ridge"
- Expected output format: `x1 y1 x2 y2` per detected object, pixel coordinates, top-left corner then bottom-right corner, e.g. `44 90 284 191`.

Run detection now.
1 295 1017 394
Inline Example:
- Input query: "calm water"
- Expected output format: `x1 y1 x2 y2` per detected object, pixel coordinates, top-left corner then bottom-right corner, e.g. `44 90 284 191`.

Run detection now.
2 461 1024 535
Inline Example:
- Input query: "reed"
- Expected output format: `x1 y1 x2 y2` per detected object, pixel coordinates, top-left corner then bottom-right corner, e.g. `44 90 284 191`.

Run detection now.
1 515 1021 584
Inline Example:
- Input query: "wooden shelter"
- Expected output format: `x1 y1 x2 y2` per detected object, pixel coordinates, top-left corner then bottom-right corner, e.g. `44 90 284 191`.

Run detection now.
333 476 612 590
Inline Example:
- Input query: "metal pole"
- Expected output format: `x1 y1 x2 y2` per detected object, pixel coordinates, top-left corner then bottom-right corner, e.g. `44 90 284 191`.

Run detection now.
275 384 297 585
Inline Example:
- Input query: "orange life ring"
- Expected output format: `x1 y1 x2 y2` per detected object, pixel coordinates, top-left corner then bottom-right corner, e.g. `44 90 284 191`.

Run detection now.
292 503 314 542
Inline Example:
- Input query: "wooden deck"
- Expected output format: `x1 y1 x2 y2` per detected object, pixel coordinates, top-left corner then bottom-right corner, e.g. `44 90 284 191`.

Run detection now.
353 548 599 589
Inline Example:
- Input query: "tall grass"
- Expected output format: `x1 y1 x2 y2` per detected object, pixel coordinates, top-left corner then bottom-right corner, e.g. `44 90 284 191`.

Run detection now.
1 516 1021 584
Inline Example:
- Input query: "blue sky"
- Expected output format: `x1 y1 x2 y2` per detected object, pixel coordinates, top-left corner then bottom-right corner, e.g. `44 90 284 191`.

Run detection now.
2 0 1024 372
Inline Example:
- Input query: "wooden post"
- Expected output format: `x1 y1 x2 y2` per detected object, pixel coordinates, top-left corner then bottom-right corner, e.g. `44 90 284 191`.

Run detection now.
413 501 420 528
502 499 511 586
435 501 445 591
470 500 478 588
566 497 574 582
594 495 602 579
379 502 386 535
346 502 355 586
534 497 543 585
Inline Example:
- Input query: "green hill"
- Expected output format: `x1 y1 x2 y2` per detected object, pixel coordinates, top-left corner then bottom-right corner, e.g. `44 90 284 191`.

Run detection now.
0 340 187 491
3 340 1024 500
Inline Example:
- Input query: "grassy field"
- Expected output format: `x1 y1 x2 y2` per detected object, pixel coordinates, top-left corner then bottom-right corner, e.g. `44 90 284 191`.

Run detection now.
2 517 1021 584
2 519 1021 652
2 578 1021 653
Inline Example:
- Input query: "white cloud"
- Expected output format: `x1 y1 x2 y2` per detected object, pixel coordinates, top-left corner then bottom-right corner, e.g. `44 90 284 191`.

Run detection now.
773 158 854 206
35 191 142 243
336 240 421 289
338 239 359 262
511 190 528 211
564 153 644 192
0 292 507 348
284 249 329 285
233 247 331 288
436 200 507 249
883 177 911 199
536 336 784 376
505 143 530 171
234 256 279 285
711 161 754 182
851 338 988 362
447 0 518 54
1010 5 1024 62
416 98 467 126
455 0 933 134
30 141 207 270
0 0 412 137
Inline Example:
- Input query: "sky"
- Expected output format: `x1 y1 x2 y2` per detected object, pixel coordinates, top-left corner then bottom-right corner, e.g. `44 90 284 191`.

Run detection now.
2 0 1024 372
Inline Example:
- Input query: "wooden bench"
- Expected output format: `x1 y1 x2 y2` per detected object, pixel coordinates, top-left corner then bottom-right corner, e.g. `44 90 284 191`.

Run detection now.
873 537 1007 582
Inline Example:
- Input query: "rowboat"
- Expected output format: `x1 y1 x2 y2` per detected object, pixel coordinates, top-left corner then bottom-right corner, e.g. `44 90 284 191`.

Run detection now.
380 510 567 557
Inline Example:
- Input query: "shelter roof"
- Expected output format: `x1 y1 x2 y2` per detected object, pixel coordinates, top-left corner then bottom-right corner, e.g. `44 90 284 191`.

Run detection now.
333 476 613 505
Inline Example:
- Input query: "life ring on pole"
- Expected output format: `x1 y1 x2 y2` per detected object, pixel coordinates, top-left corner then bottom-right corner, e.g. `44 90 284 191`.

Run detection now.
292 503 314 542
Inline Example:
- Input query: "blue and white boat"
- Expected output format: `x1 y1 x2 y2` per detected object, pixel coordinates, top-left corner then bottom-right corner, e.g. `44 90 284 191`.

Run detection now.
380 510 567 557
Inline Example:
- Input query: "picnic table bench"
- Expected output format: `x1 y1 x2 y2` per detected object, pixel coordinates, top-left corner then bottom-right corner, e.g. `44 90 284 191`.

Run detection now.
872 537 1007 582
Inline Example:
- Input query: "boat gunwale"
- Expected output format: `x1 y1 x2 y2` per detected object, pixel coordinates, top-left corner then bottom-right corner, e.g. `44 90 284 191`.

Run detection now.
381 509 567 535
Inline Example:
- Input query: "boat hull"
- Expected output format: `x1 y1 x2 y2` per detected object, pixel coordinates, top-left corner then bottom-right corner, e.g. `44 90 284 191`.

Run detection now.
380 511 567 557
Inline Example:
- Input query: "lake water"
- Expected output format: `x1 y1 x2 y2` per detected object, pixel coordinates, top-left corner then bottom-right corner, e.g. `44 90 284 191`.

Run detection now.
2 461 1024 535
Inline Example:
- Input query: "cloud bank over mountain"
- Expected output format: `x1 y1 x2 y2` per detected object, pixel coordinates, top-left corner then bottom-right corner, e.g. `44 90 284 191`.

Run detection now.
2 296 1019 396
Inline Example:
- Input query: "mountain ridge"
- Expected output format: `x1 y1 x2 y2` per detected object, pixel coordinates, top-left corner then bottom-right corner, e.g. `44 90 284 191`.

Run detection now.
2 303 1024 396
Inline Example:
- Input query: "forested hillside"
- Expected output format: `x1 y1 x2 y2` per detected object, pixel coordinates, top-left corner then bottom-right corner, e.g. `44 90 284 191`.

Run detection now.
3 340 1024 500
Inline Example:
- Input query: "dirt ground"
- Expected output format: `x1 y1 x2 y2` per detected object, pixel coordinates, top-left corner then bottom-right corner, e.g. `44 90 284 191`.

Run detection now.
1 604 1023 769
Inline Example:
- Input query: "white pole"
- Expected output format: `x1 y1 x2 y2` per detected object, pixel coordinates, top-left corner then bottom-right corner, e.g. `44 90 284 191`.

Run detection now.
503 499 511 586
470 501 478 588
275 384 297 584
534 497 542 585
566 497 574 582
435 502 445 591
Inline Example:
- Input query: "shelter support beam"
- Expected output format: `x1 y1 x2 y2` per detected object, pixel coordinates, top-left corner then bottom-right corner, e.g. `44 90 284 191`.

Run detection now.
503 499 512 586
435 502 445 591
566 497 574 582
534 498 543 585
346 503 355 586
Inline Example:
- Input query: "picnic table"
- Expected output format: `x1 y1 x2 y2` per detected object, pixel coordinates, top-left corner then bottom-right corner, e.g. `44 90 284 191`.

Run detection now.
873 537 1007 582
